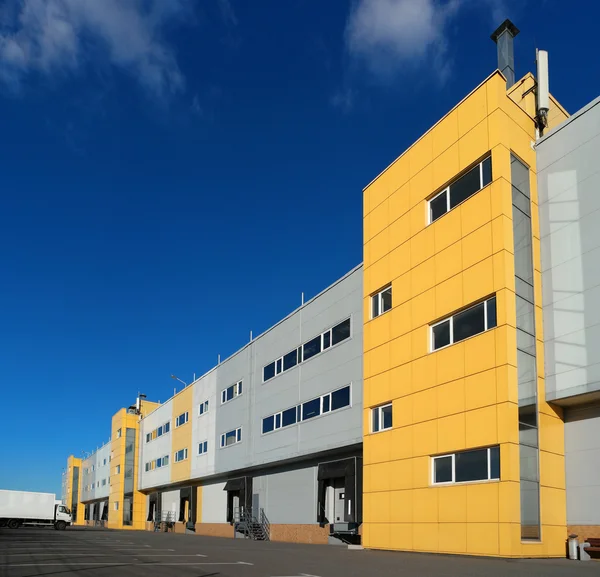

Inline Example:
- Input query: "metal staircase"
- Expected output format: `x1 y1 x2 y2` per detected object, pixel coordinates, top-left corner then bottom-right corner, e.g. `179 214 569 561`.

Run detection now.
233 507 270 541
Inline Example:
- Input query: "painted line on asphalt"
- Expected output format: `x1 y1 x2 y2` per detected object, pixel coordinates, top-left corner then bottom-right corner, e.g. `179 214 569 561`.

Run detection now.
5 553 207 558
3 562 253 567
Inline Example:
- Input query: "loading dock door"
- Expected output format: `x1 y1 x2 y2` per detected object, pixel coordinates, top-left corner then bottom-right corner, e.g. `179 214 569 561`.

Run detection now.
317 457 362 526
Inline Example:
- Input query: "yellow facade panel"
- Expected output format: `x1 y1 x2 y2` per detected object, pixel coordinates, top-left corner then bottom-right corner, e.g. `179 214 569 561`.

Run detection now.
389 458 414 491
389 182 410 223
463 258 495 304
466 482 499 523
411 387 437 424
390 301 412 339
436 378 466 418
432 142 460 191
409 164 433 208
491 214 513 256
410 353 436 393
439 522 467 553
413 523 439 552
461 222 493 270
365 253 391 297
466 523 499 556
411 455 430 489
538 412 565 456
413 487 439 523
540 450 566 490
409 226 435 267
389 333 412 368
367 228 390 266
390 426 414 462
433 240 462 284
465 405 498 448
369 313 391 351
438 484 467 523
410 257 436 299
496 401 519 445
408 131 433 180
369 491 391 523
388 214 410 256
500 442 521 483
437 412 466 454
464 368 496 411
369 522 391 550
458 120 489 172
410 288 435 330
498 481 521 524
457 85 487 138
389 522 414 550
366 371 391 409
487 108 511 150
434 341 465 385
434 273 463 318
432 108 459 157
367 197 390 241
391 270 411 305
412 420 438 458
496 287 516 328
461 186 492 239
369 461 392 492
540 486 567 527
464 329 496 376
366 433 393 466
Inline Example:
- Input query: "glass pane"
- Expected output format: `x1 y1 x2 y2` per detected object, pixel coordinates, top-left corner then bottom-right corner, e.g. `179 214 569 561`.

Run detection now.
323 331 331 350
164 455 168 465
511 155 530 197
490 446 500 479
226 386 234 401
322 395 331 413
434 456 453 483
516 295 535 336
430 192 447 222
165 423 170 433
486 297 497 329
303 335 321 361
520 479 540 540
297 346 303 363
332 386 351 410
450 164 481 208
276 358 282 374
432 320 451 350
332 319 351 345
381 404 393 429
238 382 242 394
203 441 208 452
302 398 321 420
381 287 392 313
275 413 281 429
453 302 485 343
236 428 242 442
455 448 488 482
519 444 538 482
517 328 536 356
372 294 380 318
513 208 534 285
283 349 298 371
372 407 380 432
482 156 492 187
263 363 276 382
225 431 236 446
512 187 531 216
282 407 297 427
262 416 274 434
517 350 537 407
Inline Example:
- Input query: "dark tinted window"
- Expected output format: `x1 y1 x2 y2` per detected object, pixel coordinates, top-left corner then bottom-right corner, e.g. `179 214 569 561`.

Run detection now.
263 362 275 382
450 164 481 208
332 386 351 410
482 156 492 187
275 413 281 428
282 407 297 427
486 297 497 329
382 404 393 429
381 287 392 313
323 331 331 350
372 407 380 432
225 430 237 446
332 319 351 345
226 386 234 401
434 456 453 483
302 398 320 420
165 422 170 433
262 416 274 434
490 446 500 479
372 295 379 318
303 335 321 361
283 349 297 371
453 302 485 343
322 394 330 413
432 320 450 350
455 448 488 482
430 191 448 222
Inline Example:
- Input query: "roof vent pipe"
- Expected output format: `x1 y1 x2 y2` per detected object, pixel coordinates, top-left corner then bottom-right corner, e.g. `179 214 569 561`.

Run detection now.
491 19 520 89
536 49 550 132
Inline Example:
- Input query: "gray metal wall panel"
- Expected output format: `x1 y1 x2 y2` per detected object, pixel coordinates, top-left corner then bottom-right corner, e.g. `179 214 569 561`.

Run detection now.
201 481 228 523
565 404 600 525
161 489 180 521
138 402 173 490
537 99 600 402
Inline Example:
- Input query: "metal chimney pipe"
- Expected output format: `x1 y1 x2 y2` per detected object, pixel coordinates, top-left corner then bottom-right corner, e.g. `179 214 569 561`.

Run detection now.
491 19 520 89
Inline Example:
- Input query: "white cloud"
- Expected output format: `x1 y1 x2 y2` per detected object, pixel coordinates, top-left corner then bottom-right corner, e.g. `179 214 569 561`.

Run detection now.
0 0 192 97
331 88 355 113
345 0 461 80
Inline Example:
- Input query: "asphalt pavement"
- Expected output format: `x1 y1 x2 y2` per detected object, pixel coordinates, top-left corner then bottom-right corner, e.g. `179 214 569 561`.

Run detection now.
0 526 597 577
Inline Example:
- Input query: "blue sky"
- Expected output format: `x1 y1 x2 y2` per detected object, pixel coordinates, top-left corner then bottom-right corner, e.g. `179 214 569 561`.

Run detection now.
0 0 597 496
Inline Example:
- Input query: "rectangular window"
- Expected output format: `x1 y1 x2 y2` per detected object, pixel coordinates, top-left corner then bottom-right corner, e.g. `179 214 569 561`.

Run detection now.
116 429 122 438
429 156 492 223
262 415 274 434
157 426 163 437
198 441 208 455
175 412 189 427
114 502 119 511
164 422 170 433
263 319 351 382
115 465 121 475
282 406 297 427
331 385 351 410
220 427 242 448
221 381 243 404
371 286 392 318
302 397 321 420
103 459 107 466
430 295 497 351
371 403 393 433
156 458 162 469
174 448 188 463
198 400 209 416
432 446 500 485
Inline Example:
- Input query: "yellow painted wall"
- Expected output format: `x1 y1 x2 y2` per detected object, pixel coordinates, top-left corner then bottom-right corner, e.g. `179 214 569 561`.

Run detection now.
171 386 194 483
363 70 565 557
65 455 84 525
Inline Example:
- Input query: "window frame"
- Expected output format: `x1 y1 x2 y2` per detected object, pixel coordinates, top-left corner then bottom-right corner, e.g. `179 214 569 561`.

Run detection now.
198 440 208 455
431 446 500 486
198 400 209 416
427 155 492 225
261 384 352 436
174 448 188 463
430 295 497 352
371 403 393 433
371 285 392 319
219 427 242 449
175 412 189 428
220 381 243 405
263 318 352 383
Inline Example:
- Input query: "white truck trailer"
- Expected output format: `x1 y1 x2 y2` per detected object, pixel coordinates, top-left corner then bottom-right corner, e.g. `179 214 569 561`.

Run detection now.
0 490 72 530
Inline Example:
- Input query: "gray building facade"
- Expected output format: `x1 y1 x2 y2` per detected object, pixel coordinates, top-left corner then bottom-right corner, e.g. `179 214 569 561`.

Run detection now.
537 96 600 537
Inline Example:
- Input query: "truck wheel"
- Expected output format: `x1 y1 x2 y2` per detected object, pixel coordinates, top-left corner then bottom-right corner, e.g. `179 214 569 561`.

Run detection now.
55 521 67 531
7 519 20 529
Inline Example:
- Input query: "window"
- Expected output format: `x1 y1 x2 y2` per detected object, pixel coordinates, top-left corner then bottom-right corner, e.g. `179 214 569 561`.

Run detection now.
220 427 242 448
262 385 352 434
221 381 243 404
432 446 500 485
198 400 209 416
116 429 122 438
263 318 352 382
174 448 188 462
431 296 497 351
429 156 492 223
115 465 121 475
91 465 95 472
164 421 170 433
372 403 393 433
371 286 392 318
103 459 107 466
146 421 171 443
198 441 208 455
175 412 189 427
114 502 119 511
102 479 106 486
